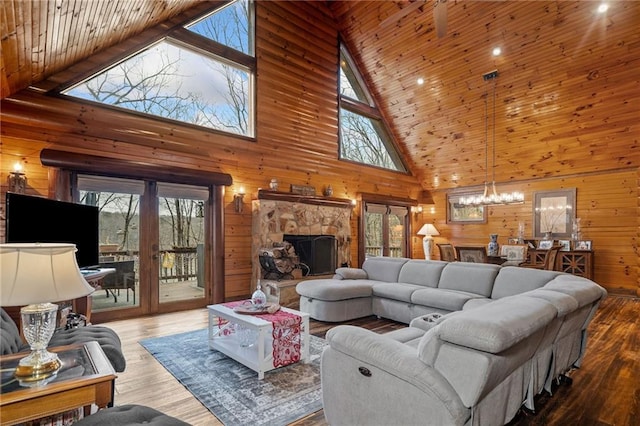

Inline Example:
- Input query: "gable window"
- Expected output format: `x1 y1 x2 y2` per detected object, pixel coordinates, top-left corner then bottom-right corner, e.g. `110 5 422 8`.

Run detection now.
62 0 255 138
339 45 407 172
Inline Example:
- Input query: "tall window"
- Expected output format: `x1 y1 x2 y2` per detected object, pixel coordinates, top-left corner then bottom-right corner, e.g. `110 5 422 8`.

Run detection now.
339 45 406 172
62 0 255 137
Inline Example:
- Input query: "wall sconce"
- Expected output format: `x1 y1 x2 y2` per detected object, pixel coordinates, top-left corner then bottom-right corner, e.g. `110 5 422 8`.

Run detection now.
412 205 423 217
8 163 27 194
234 187 245 213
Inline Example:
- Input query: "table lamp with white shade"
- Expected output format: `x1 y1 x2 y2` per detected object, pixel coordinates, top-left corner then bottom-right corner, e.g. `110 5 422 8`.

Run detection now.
417 224 439 260
0 243 95 378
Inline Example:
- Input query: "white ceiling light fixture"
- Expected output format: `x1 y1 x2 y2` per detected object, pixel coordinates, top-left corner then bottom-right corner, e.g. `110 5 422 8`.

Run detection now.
597 3 609 13
492 47 502 56
459 70 524 207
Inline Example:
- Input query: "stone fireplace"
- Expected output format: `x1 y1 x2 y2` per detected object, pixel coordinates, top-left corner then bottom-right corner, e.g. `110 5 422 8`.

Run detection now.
251 190 352 285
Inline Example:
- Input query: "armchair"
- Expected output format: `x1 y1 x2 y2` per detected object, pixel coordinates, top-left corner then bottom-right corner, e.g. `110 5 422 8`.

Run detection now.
1 308 126 372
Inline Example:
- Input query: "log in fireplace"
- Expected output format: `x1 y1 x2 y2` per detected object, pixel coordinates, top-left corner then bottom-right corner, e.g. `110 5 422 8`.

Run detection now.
284 234 337 276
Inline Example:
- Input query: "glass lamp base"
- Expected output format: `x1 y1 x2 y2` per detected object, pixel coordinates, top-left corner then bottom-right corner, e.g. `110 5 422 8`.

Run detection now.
15 350 61 378
17 302 61 379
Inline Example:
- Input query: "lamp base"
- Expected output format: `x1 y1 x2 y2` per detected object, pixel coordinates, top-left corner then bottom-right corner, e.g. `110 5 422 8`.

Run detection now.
423 236 434 260
15 350 61 378
17 303 61 379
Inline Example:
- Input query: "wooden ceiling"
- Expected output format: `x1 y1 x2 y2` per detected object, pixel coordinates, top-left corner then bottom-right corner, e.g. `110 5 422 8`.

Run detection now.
2 1 638 190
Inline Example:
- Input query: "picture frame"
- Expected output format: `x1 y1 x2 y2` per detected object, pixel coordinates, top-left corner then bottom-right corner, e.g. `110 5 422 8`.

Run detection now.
500 244 528 261
574 240 592 250
446 193 487 223
533 188 576 238
538 240 554 249
558 239 571 251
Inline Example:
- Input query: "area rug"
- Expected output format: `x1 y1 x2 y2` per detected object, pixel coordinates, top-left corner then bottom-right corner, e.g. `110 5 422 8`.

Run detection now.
139 329 326 426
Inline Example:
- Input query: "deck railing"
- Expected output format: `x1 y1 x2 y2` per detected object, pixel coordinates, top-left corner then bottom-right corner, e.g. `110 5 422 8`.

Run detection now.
99 247 200 283
364 246 404 258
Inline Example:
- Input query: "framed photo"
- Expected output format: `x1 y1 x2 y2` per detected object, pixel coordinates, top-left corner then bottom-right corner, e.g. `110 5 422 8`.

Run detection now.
507 238 519 244
533 188 576 238
538 240 554 249
558 239 571 251
500 244 528 261
575 240 592 250
446 193 487 223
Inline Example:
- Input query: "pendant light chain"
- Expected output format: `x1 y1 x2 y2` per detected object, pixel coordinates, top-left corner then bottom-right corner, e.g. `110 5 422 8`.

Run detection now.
458 70 524 206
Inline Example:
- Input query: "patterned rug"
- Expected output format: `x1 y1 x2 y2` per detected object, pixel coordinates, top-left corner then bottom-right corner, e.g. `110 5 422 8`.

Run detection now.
139 329 326 426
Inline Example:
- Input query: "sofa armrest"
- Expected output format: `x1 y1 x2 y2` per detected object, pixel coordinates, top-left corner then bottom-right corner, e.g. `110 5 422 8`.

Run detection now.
326 325 460 400
323 325 467 424
333 267 368 280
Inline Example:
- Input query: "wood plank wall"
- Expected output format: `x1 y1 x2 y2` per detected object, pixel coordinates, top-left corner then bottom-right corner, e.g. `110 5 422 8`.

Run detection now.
0 1 423 301
0 1 638 299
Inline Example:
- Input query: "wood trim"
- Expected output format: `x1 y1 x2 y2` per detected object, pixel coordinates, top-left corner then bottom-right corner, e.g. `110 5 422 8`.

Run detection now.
212 185 225 303
40 149 233 187
257 189 354 208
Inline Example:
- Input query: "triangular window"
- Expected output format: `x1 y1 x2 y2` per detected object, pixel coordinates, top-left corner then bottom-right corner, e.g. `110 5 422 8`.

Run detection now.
339 45 406 172
62 0 255 137
186 0 253 56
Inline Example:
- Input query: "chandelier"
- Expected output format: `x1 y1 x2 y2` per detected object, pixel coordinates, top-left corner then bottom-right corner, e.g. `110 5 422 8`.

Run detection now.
459 71 524 207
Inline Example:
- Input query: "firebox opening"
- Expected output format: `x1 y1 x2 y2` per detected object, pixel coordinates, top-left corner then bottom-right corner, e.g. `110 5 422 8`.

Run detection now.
284 234 337 276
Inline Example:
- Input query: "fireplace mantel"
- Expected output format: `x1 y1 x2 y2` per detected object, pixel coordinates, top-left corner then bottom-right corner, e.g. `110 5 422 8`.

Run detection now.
257 189 353 209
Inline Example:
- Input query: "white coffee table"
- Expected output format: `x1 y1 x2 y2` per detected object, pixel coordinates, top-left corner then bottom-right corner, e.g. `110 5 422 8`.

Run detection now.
207 303 310 379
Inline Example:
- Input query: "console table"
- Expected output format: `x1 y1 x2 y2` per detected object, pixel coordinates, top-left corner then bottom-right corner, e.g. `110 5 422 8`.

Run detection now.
526 249 594 279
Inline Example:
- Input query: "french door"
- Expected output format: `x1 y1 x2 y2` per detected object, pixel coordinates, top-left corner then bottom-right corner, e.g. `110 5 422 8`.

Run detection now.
77 175 211 322
363 203 409 258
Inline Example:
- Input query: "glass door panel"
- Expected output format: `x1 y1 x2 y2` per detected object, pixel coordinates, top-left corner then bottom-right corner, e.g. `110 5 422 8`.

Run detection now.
364 203 408 258
78 176 143 313
158 183 208 305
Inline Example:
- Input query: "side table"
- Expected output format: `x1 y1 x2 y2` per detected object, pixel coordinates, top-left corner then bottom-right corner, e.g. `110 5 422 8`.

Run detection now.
0 341 117 425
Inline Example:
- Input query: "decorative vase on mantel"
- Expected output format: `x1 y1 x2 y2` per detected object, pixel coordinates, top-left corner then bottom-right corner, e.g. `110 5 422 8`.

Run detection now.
543 231 553 240
487 234 499 257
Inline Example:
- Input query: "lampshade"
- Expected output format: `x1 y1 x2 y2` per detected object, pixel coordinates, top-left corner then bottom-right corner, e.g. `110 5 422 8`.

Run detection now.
0 243 95 306
417 224 439 237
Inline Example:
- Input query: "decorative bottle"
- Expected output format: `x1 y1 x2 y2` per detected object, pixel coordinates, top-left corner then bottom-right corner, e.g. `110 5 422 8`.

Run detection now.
251 280 267 308
488 234 499 257
269 178 279 191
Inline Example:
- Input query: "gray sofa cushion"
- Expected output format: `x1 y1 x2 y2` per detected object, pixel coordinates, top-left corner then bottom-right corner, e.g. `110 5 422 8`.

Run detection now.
438 262 501 297
521 288 579 316
296 279 373 301
397 260 447 288
492 266 561 299
372 282 424 302
411 287 485 311
426 296 558 354
544 275 608 307
362 257 410 282
73 404 189 426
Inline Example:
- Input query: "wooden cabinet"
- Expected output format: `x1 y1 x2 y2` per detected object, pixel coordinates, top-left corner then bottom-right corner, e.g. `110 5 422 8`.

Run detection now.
526 250 594 279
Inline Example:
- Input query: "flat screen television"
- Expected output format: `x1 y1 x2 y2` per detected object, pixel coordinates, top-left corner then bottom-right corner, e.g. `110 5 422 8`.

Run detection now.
5 193 100 268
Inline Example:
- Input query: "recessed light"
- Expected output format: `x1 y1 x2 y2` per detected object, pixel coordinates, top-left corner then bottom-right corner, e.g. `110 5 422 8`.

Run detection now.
417 77 425 85
492 47 502 56
597 3 609 13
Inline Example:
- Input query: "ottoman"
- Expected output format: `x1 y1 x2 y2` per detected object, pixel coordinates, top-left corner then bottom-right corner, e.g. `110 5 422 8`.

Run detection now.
296 279 373 322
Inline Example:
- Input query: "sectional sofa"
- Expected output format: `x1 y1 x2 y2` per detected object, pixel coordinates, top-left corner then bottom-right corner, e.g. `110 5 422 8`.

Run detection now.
296 257 607 426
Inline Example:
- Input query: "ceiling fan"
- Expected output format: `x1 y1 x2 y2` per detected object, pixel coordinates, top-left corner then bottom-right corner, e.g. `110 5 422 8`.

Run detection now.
379 0 448 38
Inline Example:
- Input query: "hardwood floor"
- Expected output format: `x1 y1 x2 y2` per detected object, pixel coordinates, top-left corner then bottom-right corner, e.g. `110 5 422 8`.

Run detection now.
104 295 639 426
